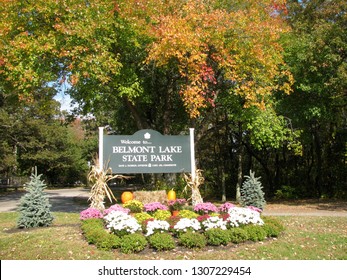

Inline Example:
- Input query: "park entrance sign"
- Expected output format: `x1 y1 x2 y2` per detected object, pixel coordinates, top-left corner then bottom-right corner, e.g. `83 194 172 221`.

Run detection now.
99 128 195 175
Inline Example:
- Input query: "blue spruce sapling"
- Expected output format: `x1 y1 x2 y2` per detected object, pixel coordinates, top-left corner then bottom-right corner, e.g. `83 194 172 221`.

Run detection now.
240 170 266 210
17 170 54 228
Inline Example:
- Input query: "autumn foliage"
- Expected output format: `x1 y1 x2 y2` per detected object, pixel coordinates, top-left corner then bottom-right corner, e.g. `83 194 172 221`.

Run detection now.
0 0 293 118
118 0 293 117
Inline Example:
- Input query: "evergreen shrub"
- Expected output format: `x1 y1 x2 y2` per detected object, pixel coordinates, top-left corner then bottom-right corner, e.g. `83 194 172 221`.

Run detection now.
96 234 121 251
148 232 176 251
81 218 104 234
81 219 121 250
227 228 249 244
204 228 230 246
261 217 285 237
243 225 267 241
120 233 148 254
179 232 206 249
17 170 54 228
240 170 266 210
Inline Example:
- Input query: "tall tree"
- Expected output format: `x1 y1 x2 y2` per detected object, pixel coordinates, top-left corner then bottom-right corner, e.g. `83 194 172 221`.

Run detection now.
119 0 296 198
1 0 303 198
0 86 88 184
1 0 293 121
278 0 347 197
119 0 293 118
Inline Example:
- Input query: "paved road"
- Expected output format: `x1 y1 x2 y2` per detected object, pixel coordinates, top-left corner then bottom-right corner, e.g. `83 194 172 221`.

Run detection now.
0 188 90 213
262 207 347 217
0 188 346 216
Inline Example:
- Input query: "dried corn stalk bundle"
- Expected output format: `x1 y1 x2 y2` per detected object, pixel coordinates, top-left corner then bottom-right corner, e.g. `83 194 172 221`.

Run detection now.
183 169 204 206
88 157 128 211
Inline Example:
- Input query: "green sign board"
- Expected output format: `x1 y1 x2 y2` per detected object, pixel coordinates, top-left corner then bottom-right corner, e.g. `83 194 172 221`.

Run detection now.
101 129 194 174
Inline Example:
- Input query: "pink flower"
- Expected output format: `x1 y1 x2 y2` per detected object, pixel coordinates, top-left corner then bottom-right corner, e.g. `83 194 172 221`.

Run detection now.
193 202 219 214
104 204 130 215
219 202 235 213
80 208 103 220
144 202 168 213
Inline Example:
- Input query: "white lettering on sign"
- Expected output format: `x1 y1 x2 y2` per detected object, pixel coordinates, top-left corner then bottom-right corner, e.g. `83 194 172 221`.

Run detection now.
113 146 156 154
159 146 182 153
120 140 141 144
122 155 148 162
150 154 173 162
112 144 181 164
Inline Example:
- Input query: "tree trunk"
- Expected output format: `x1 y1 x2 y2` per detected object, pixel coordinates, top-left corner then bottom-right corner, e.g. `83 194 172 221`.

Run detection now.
235 122 243 202
123 97 148 130
274 152 281 190
221 165 226 202
313 125 322 197
162 76 173 135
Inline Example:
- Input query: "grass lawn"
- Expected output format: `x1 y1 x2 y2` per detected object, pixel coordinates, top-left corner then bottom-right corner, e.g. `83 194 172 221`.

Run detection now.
0 212 346 260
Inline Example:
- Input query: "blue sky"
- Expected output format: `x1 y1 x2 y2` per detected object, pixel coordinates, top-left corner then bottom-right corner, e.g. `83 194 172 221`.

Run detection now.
54 91 75 112
52 79 77 112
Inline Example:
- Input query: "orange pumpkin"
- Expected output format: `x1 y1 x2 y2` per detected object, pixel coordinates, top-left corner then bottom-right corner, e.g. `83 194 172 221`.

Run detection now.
167 189 176 201
121 191 134 204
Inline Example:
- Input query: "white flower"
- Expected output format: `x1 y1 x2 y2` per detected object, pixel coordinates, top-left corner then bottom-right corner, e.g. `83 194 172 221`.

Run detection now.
173 218 201 233
227 207 264 227
145 220 170 236
104 210 141 234
202 216 227 230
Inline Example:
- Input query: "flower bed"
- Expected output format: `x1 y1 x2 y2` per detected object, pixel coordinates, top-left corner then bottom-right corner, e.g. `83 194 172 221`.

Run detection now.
80 202 284 254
